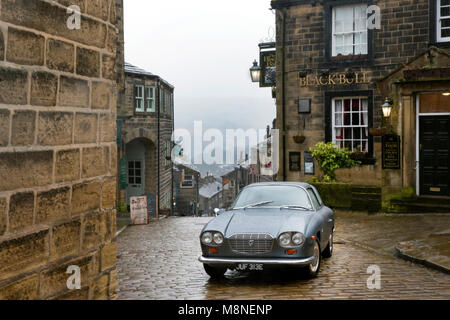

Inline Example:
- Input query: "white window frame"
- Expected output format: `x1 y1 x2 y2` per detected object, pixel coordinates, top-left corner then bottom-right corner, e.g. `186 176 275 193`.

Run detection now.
332 97 369 152
181 175 194 188
135 85 144 112
145 86 155 112
332 4 368 57
437 0 450 42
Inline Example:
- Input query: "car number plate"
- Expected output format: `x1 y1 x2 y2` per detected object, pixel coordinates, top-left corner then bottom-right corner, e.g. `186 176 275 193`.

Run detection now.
236 264 264 271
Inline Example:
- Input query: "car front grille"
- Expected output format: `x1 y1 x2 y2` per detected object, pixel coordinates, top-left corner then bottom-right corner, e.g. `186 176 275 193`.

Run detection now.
228 233 274 255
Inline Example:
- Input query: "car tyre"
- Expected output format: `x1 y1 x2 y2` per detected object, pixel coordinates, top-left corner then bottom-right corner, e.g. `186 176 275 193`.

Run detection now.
322 232 334 258
302 238 321 279
203 264 227 279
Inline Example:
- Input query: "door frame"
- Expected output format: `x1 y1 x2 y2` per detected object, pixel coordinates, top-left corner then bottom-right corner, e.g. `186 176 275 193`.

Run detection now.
415 93 450 196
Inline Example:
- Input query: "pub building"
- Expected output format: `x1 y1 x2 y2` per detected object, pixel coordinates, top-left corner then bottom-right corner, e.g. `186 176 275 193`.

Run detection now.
267 0 450 212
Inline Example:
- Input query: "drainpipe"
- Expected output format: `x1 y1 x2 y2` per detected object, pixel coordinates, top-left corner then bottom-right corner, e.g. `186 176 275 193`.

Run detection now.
157 80 161 217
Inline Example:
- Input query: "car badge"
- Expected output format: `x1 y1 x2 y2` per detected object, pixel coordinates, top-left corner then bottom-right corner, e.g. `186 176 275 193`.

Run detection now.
248 240 255 247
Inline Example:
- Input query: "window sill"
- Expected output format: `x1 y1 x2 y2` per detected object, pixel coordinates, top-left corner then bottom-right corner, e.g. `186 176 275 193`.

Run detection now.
322 54 372 68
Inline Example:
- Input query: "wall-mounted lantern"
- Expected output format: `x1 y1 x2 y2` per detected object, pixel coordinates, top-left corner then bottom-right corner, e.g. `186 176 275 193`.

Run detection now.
382 97 393 118
250 60 261 83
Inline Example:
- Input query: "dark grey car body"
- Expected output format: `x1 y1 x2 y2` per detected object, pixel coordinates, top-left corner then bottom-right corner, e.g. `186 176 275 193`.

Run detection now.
198 182 335 269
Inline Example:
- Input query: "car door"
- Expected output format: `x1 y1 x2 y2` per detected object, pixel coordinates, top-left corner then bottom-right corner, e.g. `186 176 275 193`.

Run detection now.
306 188 330 250
311 185 334 235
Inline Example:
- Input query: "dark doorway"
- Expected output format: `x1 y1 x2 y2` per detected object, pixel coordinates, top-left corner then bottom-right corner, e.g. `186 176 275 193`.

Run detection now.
419 116 450 196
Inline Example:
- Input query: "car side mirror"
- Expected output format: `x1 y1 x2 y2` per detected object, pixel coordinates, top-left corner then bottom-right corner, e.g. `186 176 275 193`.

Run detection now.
214 208 224 216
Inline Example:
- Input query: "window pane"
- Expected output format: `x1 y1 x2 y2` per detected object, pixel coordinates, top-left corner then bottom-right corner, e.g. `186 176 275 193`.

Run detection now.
335 99 343 112
335 128 343 139
129 177 135 184
353 128 361 139
442 28 450 38
441 7 450 17
335 112 343 126
442 18 450 28
135 177 141 184
135 162 141 169
352 112 360 125
344 128 352 140
128 162 134 169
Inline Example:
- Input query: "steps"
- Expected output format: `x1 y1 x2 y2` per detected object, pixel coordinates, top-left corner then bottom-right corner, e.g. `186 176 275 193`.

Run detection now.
389 196 450 213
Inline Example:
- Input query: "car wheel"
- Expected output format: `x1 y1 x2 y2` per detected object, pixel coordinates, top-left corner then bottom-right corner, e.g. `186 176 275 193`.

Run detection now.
203 264 227 279
302 238 321 278
322 232 334 258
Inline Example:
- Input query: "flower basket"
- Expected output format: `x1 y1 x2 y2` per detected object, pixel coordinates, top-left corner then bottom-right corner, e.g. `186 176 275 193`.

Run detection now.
293 135 306 144
369 128 387 136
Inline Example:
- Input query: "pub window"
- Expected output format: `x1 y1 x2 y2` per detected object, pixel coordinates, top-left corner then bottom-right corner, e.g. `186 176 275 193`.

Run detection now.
181 175 194 188
332 97 369 152
135 85 144 112
145 86 155 112
438 0 450 42
332 4 368 56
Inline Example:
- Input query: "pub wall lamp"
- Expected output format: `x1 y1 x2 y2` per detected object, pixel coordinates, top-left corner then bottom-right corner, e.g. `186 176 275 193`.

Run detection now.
382 97 393 118
250 60 261 83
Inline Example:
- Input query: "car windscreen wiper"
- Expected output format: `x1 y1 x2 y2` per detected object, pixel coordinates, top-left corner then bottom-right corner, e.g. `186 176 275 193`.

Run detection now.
279 205 311 211
233 201 274 210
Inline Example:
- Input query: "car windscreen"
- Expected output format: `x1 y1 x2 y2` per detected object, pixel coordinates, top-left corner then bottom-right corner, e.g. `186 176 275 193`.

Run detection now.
232 185 313 209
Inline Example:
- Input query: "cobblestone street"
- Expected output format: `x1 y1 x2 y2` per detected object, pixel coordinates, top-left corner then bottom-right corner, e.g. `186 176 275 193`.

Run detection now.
116 214 450 300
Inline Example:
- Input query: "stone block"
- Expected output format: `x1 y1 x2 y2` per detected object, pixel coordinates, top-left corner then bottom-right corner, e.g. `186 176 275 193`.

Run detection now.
59 76 89 108
0 274 39 300
0 151 53 192
57 0 86 11
0 198 6 236
6 27 44 66
31 72 58 106
92 81 111 109
87 0 110 21
0 109 10 146
46 39 74 73
0 29 4 60
37 112 73 146
36 187 71 225
106 27 118 55
108 269 118 300
76 47 100 77
40 256 93 299
0 230 49 282
0 0 107 49
8 192 34 233
51 220 81 261
72 181 101 216
100 113 116 142
91 274 109 300
100 241 116 271
102 54 116 80
82 147 107 178
82 212 107 250
75 113 98 144
55 149 81 183
0 67 28 105
110 145 118 175
56 286 89 300
102 177 116 209
11 110 36 146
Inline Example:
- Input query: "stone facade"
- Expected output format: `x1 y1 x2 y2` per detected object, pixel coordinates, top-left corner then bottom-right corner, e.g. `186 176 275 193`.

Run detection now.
117 63 174 214
173 163 200 216
0 0 123 299
198 175 223 216
271 0 450 210
221 166 252 208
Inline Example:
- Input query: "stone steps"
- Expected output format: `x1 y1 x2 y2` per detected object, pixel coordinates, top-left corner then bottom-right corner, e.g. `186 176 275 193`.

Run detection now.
389 197 450 213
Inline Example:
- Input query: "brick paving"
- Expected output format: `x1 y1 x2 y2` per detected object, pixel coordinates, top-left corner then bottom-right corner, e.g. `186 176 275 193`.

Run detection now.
117 216 450 300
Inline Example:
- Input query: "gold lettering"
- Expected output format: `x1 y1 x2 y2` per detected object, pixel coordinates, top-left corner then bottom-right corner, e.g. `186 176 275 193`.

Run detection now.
319 76 328 85
314 76 320 86
355 73 360 84
345 77 354 84
300 77 307 87
339 74 346 84
362 72 368 83
328 75 336 85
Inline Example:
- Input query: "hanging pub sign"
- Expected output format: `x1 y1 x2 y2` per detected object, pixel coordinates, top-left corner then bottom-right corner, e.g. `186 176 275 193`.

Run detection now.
382 134 401 169
260 49 276 87
299 72 370 87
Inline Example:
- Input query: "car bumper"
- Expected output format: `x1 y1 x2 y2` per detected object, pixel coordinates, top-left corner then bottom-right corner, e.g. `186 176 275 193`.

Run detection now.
198 255 315 266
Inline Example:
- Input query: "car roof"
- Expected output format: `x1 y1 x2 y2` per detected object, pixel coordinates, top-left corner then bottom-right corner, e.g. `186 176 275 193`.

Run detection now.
244 182 313 188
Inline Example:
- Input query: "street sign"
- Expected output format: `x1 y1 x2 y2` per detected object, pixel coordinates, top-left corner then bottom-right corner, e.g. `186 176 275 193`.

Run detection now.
130 196 148 225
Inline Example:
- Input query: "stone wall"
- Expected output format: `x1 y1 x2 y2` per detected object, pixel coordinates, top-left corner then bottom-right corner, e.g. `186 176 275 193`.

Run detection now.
0 0 123 300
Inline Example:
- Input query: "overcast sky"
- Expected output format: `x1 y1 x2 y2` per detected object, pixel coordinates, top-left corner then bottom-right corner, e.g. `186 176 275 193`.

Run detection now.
123 0 276 137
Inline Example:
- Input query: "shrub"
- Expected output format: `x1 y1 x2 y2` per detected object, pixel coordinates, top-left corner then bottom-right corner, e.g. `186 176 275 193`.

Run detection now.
309 142 360 182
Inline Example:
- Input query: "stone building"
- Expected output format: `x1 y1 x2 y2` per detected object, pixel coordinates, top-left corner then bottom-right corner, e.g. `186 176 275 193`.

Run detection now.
116 62 174 215
173 160 200 216
0 0 123 299
270 0 450 212
199 175 223 216
221 166 252 208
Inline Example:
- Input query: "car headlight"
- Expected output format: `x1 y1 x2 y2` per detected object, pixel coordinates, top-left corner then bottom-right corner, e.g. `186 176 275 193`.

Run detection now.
292 232 305 246
201 232 213 245
278 233 291 247
213 232 224 245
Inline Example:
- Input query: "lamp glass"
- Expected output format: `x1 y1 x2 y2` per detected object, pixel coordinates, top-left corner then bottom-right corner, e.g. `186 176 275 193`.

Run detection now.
250 60 261 83
382 105 392 117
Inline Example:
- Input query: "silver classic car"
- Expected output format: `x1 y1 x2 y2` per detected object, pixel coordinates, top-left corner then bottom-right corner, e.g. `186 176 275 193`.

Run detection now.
198 182 335 278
